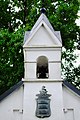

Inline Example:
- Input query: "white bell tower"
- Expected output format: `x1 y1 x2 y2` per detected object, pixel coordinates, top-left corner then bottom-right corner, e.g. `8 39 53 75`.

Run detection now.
23 13 64 120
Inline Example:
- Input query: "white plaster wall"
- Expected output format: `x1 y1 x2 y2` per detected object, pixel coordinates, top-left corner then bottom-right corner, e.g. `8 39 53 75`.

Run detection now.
25 63 36 79
0 86 23 120
25 62 61 80
63 86 80 120
24 49 61 80
23 82 64 120
27 26 58 46
24 49 61 62
49 63 61 79
0 82 80 120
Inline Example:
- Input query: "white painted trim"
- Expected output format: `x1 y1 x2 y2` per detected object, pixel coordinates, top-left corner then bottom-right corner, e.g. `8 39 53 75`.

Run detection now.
22 79 63 82
24 61 61 63
23 20 62 47
24 45 62 51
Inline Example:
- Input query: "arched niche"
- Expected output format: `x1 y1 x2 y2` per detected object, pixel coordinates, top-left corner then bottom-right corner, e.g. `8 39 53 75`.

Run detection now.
36 56 49 79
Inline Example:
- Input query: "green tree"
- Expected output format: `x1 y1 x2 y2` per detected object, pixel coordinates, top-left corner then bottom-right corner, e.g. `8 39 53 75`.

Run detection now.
0 0 80 95
0 29 24 94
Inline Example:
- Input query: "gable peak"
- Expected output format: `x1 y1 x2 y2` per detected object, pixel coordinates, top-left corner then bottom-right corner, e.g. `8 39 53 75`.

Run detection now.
31 13 54 33
23 13 62 46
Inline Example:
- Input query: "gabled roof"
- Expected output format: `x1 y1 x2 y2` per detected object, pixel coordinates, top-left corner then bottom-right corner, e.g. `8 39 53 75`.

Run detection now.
63 80 80 96
0 80 79 102
31 13 54 33
0 81 23 102
23 13 62 46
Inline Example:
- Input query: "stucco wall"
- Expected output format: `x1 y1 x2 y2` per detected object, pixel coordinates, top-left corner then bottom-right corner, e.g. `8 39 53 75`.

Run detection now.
0 86 23 120
22 82 64 120
0 83 80 120
24 47 61 80
63 86 80 120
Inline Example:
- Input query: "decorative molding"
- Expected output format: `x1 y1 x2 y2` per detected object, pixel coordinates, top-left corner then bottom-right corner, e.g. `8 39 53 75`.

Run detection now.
22 79 63 82
35 86 51 118
24 61 61 63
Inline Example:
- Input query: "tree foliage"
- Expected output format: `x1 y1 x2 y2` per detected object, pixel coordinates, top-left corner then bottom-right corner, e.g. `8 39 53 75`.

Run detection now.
0 0 80 94
0 29 24 94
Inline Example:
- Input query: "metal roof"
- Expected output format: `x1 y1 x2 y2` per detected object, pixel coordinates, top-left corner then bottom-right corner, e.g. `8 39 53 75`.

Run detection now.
0 81 23 102
0 80 79 102
31 13 54 33
24 13 62 44
63 80 80 96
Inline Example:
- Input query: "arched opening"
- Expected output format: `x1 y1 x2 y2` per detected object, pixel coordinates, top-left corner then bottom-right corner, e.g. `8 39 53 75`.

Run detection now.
36 56 49 79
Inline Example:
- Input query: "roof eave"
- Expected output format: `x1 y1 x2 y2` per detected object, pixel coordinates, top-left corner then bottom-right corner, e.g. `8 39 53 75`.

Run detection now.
0 81 23 102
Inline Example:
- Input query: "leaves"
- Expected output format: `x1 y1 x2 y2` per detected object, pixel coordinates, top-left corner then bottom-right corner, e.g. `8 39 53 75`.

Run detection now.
0 0 80 94
0 29 24 94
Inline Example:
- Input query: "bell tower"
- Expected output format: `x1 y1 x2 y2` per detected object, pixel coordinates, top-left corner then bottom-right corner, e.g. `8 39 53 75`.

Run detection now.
23 13 64 120
23 13 62 81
